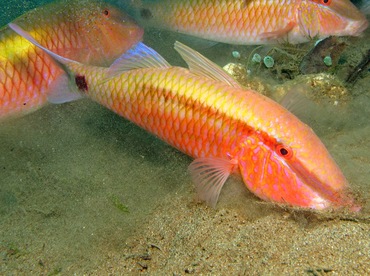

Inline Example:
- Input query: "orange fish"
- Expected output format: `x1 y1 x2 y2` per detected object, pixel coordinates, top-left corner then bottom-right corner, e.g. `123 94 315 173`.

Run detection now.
0 0 143 120
122 0 368 44
10 23 359 211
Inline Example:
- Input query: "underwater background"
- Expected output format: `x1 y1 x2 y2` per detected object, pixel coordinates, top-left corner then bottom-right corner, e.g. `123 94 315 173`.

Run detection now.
1 0 370 274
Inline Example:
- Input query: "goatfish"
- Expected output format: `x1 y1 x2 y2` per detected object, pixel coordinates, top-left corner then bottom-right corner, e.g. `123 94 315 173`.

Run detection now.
0 0 143 121
121 0 368 45
9 23 359 211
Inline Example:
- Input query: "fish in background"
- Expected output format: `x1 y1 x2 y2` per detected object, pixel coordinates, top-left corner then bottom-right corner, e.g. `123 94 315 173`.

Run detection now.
9 23 360 212
120 0 368 45
0 0 143 121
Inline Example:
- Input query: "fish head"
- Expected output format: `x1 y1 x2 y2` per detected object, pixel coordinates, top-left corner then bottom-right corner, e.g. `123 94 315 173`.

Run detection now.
297 0 368 39
73 1 144 66
237 118 357 211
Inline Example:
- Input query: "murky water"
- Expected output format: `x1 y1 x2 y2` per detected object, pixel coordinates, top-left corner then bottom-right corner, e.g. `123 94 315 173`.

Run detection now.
1 0 369 274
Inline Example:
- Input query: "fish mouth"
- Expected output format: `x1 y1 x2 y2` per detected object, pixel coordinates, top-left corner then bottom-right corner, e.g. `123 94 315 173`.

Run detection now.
290 160 355 210
347 19 369 36
322 0 369 36
329 0 368 21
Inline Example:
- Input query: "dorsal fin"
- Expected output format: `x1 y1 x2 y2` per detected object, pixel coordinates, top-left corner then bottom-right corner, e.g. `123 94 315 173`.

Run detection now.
107 42 171 77
174 41 242 88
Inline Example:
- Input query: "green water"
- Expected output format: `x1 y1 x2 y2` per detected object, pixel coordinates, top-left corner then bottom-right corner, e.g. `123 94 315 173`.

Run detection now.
1 0 370 274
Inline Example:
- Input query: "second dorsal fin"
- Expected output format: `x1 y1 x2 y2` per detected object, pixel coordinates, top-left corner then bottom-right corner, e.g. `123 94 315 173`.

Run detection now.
174 41 242 88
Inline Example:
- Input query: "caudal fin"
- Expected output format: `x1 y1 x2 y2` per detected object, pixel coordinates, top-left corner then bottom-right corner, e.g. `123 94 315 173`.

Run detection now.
8 23 84 103
8 23 76 69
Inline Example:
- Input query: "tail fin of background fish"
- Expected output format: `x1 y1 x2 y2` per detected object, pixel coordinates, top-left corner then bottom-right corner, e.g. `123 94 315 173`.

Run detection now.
8 23 84 104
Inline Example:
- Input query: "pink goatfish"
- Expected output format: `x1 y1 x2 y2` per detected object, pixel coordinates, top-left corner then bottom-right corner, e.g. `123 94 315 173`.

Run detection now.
0 0 143 121
9 23 359 211
122 0 368 44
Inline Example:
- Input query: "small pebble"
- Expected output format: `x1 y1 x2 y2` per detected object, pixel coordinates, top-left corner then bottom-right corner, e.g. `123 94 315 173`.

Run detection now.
263 56 274 68
323 55 332 67
251 53 262 63
232 51 241 59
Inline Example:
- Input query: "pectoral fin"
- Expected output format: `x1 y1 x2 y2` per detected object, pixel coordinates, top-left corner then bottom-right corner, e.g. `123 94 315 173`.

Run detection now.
297 4 320 39
259 21 296 41
188 157 237 207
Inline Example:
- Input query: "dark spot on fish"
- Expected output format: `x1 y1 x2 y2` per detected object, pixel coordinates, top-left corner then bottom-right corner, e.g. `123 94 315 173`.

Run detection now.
242 0 250 9
75 75 88 92
140 8 152 20
23 102 26 105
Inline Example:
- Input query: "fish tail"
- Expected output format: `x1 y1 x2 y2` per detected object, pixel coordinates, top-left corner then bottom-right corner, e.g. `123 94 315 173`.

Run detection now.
8 23 75 72
8 23 84 103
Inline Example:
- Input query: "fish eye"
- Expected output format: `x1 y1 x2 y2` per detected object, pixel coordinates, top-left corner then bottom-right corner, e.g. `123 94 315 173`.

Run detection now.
320 0 331 5
280 148 288 155
276 144 293 159
102 8 110 18
311 0 331 5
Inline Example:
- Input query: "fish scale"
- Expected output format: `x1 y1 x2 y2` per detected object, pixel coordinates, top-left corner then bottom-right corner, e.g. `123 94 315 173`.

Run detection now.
94 67 281 161
11 22 358 210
